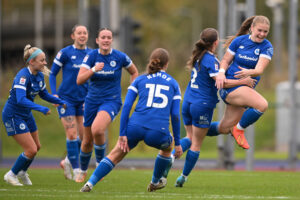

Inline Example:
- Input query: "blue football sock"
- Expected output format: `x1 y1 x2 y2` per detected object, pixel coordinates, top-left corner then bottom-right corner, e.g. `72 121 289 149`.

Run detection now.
182 150 200 177
94 143 106 163
172 137 191 155
239 108 263 129
77 136 82 152
206 121 220 136
22 156 34 172
89 157 115 186
79 150 92 171
152 154 172 184
12 153 31 175
67 139 79 169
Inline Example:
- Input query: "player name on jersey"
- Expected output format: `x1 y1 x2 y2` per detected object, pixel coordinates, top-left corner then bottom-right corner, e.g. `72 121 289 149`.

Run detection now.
146 72 171 81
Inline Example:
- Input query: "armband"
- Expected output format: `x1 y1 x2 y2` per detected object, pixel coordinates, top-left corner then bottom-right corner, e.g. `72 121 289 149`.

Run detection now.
219 68 225 73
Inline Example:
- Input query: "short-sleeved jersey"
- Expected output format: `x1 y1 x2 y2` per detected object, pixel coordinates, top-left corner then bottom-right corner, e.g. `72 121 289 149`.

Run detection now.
226 34 273 84
52 45 92 103
6 67 46 117
184 52 219 108
82 49 132 103
127 71 181 133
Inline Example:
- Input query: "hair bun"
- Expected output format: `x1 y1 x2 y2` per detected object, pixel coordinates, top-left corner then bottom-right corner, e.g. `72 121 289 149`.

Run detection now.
24 44 32 51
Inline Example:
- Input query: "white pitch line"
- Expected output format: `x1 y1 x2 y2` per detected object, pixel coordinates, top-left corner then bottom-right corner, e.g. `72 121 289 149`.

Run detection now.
0 189 292 199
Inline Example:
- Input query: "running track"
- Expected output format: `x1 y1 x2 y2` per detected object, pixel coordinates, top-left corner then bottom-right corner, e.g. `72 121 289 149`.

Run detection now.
1 158 300 171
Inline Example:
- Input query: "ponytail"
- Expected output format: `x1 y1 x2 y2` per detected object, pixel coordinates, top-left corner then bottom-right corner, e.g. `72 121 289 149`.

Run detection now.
186 28 218 70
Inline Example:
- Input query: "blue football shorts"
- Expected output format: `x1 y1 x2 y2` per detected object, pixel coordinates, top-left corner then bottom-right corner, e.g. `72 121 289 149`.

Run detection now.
83 100 122 127
2 112 37 136
126 123 173 150
57 100 84 118
182 100 214 128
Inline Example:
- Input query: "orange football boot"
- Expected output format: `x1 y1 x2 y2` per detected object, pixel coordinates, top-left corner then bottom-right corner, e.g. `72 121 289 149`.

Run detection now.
231 126 250 149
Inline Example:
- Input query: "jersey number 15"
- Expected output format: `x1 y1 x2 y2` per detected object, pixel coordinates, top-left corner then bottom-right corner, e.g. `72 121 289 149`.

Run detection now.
145 84 169 108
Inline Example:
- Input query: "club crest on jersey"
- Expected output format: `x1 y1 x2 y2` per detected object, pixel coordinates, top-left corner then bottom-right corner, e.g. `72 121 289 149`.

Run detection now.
39 81 43 88
215 63 218 70
60 107 66 114
110 61 116 67
83 55 89 63
19 123 26 130
267 47 273 56
254 48 260 55
125 56 131 63
19 76 26 85
56 51 62 59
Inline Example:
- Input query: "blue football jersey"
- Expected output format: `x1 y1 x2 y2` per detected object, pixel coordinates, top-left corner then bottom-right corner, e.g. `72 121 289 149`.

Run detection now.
51 45 92 103
184 52 219 108
127 71 181 133
82 49 132 103
6 67 47 117
226 34 273 84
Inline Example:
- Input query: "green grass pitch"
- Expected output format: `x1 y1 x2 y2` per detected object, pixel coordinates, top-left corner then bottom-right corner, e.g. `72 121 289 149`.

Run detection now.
0 168 299 200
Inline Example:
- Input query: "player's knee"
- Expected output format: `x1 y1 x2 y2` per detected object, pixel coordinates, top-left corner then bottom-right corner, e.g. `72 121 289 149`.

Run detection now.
36 143 41 152
82 140 93 150
25 147 38 158
218 123 230 134
91 126 106 136
66 130 77 140
258 100 268 113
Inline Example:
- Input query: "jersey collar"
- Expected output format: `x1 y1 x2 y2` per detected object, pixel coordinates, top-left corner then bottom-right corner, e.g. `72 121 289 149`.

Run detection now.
98 48 113 55
72 44 87 50
27 66 33 74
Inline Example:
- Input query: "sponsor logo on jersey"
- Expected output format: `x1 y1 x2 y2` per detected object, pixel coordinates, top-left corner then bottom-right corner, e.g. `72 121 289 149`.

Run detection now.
56 51 62 59
19 76 26 85
254 48 260 55
19 123 26 130
96 70 114 75
110 61 116 67
239 45 245 49
72 64 81 68
39 81 43 88
83 55 89 63
60 107 66 114
238 54 258 61
71 55 76 59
